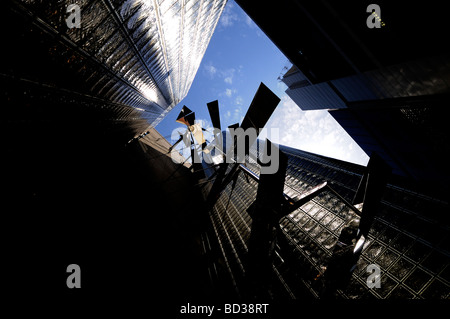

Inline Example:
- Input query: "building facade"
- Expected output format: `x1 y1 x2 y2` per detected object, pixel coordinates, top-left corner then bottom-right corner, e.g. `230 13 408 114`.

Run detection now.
3 0 226 304
237 0 450 85
236 0 450 184
8 0 226 128
203 142 450 299
328 106 450 186
280 62 450 185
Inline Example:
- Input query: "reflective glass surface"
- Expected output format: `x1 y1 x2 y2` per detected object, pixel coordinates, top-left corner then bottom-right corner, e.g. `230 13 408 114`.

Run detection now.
19 0 226 126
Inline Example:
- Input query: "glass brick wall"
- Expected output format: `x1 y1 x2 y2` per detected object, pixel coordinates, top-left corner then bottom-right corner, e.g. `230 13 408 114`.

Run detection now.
207 143 450 299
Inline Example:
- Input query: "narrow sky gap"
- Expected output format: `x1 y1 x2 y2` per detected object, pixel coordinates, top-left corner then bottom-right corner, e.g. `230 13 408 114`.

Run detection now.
156 0 369 166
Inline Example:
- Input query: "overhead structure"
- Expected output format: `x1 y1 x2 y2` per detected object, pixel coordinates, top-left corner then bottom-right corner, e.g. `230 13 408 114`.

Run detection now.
206 100 221 131
172 105 207 154
192 82 396 298
204 83 281 206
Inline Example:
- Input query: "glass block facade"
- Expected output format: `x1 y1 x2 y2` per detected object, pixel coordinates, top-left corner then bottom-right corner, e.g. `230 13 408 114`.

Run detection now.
207 143 450 299
17 0 226 126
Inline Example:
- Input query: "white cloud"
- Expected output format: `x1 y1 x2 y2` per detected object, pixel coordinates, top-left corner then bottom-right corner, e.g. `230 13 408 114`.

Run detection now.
222 102 243 124
203 61 217 78
219 2 239 28
203 63 237 84
219 88 237 99
244 13 264 37
277 81 287 92
231 107 243 123
245 16 255 28
264 94 369 166
222 68 235 84
235 96 243 105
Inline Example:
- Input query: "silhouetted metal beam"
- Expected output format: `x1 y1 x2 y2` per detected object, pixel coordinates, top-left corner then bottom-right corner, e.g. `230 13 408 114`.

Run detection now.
205 163 232 207
236 83 280 159
240 83 281 131
168 134 183 152
245 140 287 298
320 152 391 298
353 152 391 237
206 84 281 217
207 100 221 130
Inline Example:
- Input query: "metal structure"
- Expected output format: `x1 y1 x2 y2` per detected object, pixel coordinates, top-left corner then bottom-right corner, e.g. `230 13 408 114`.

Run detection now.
178 89 449 299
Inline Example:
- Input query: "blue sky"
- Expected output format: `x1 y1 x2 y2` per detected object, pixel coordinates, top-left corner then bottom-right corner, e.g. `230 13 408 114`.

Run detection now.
156 0 369 166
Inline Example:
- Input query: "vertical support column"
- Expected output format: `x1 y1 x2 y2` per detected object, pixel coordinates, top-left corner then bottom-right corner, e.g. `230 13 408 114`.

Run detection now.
321 152 391 298
246 140 288 298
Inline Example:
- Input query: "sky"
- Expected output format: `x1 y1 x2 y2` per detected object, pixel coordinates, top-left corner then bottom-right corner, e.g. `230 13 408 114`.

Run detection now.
155 0 369 166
